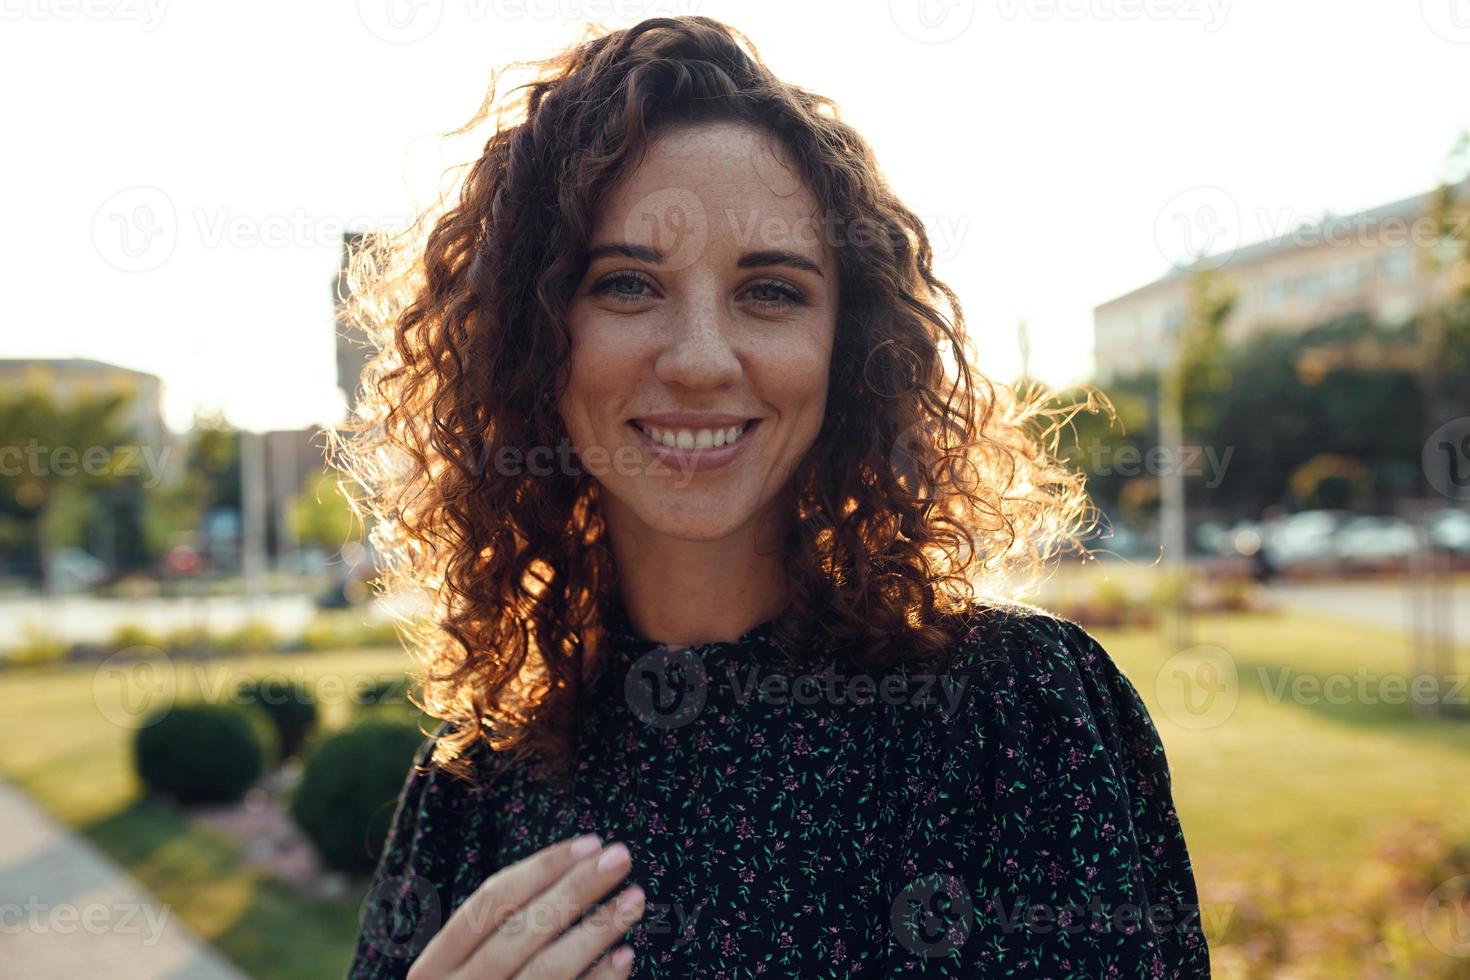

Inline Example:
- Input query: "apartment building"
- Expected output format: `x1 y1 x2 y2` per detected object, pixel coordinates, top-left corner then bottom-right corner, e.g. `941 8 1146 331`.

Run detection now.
1093 179 1469 381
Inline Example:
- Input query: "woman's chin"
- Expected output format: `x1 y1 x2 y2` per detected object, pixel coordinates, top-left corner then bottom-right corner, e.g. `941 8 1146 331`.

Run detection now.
616 497 754 543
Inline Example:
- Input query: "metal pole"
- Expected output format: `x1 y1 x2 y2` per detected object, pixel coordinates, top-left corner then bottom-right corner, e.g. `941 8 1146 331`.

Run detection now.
1160 348 1189 653
240 429 267 607
269 433 300 577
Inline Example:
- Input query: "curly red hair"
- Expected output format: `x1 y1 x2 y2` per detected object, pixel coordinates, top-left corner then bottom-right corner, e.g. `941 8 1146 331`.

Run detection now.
325 15 1099 788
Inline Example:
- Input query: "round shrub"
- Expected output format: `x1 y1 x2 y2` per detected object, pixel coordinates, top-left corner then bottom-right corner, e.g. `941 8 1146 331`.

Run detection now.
106 622 167 653
350 676 426 728
134 703 277 804
290 719 426 874
352 675 410 708
234 677 318 759
163 624 211 657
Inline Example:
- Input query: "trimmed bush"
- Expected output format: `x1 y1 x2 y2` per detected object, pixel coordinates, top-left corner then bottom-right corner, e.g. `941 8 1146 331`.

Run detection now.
106 622 167 653
234 677 318 760
350 676 426 729
290 719 426 874
219 619 279 655
163 624 211 656
7 625 67 669
134 703 277 804
301 613 400 652
352 675 410 707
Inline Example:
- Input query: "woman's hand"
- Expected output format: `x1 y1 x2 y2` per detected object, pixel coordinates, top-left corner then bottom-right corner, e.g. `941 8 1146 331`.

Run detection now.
406 834 644 980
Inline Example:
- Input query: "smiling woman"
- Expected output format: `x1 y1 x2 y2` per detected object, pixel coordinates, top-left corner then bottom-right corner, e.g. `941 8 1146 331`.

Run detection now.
326 14 1208 980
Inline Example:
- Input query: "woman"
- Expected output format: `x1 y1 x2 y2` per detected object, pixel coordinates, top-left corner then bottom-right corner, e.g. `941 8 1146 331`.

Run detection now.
333 15 1208 979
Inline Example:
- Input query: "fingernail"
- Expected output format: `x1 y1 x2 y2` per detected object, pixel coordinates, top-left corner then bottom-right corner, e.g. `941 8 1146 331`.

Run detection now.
570 834 602 859
616 885 644 913
597 842 630 872
612 945 633 969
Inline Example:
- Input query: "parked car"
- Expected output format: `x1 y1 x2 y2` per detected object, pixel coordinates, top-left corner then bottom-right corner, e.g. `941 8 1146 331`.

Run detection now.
1261 509 1350 571
1428 507 1470 555
52 547 109 592
1332 515 1418 570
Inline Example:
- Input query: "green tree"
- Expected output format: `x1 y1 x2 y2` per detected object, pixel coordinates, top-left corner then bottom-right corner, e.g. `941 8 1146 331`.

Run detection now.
184 410 242 515
290 470 358 551
0 388 140 589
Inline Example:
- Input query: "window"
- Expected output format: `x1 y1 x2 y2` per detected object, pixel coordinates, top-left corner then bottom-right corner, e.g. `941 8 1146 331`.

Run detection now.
1378 249 1413 281
1330 261 1362 292
1434 235 1461 268
1264 279 1285 308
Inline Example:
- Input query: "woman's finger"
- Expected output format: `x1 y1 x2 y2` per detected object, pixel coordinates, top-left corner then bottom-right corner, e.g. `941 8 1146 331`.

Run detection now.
457 841 635 978
409 833 604 979
512 882 644 980
577 942 637 980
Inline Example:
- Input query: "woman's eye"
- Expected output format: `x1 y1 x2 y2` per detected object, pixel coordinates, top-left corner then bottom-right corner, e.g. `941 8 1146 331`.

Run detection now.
592 272 656 304
747 280 805 310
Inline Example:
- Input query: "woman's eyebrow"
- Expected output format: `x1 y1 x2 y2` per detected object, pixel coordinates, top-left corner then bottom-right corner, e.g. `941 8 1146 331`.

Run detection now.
738 249 825 279
586 241 662 264
584 242 825 279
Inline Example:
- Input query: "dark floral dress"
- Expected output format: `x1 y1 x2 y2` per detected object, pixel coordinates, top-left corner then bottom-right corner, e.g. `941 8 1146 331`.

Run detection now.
347 598 1210 978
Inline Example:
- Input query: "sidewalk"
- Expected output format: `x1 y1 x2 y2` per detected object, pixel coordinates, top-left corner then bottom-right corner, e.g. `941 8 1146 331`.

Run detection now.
0 778 250 979
1267 578 1470 644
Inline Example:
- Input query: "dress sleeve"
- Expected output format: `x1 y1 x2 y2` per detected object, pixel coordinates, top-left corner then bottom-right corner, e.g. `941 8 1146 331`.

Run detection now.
875 611 1211 977
345 720 460 980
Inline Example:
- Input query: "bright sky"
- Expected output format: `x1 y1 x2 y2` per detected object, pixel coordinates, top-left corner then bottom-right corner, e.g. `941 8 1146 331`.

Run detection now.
4 0 1469 434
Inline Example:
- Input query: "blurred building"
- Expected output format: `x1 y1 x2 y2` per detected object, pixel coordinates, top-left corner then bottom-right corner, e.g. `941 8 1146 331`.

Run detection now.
1093 178 1470 381
333 230 373 415
0 357 183 487
262 427 332 561
197 425 335 578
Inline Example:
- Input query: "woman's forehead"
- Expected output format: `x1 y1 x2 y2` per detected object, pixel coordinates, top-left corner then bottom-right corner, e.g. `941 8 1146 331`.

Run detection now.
588 156 833 270
593 122 824 227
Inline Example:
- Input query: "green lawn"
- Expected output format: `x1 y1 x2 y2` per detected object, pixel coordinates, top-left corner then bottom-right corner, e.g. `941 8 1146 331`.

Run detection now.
3 615 1469 978
1093 611 1470 976
1096 611 1470 867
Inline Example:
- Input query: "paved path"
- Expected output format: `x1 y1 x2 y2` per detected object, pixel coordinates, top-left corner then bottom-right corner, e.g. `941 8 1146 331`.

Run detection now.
0 778 249 979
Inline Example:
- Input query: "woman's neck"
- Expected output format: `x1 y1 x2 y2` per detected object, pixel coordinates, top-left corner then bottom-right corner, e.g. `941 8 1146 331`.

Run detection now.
603 500 791 648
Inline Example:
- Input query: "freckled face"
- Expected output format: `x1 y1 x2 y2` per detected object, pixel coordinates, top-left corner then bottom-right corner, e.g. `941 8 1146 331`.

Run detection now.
559 120 839 543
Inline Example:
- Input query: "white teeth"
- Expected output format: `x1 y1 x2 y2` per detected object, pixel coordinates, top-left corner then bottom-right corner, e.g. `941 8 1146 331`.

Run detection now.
638 422 748 449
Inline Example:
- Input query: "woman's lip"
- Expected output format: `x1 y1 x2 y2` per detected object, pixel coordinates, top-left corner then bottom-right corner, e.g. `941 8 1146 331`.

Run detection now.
626 418 761 473
628 414 758 428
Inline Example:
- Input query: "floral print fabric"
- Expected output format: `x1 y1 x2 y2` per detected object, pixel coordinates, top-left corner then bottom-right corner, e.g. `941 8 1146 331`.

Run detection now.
347 599 1209 978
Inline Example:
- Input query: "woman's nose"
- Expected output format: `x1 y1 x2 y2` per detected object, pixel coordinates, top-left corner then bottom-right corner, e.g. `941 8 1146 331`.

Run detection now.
653 293 741 389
